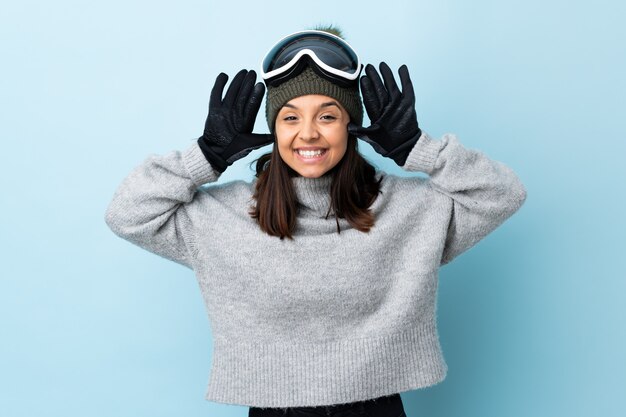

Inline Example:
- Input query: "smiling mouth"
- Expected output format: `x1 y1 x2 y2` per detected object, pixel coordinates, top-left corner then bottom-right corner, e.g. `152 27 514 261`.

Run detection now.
294 149 328 158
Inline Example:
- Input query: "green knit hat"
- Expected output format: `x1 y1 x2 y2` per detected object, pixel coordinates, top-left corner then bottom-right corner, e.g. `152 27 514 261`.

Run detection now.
265 65 363 133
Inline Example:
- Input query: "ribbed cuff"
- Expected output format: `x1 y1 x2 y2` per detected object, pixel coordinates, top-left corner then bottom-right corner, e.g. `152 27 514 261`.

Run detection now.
401 132 441 174
182 142 220 186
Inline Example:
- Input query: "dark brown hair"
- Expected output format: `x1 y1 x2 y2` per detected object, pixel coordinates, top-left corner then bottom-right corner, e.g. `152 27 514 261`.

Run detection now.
247 134 384 240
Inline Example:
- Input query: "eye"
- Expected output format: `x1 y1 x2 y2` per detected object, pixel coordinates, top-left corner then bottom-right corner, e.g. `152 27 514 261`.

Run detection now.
321 114 337 121
283 115 297 121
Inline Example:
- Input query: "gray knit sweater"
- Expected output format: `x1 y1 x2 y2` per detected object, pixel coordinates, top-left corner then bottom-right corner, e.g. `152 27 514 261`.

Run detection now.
104 131 527 408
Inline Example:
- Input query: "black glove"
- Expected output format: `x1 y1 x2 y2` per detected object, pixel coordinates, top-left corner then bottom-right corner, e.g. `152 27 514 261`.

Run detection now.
197 69 273 173
348 62 422 167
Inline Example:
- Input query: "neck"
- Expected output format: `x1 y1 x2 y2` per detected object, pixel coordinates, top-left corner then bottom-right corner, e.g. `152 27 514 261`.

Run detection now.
291 173 334 217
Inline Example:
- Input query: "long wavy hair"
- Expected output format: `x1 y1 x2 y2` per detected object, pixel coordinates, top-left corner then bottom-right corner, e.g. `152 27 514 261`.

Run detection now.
247 133 384 240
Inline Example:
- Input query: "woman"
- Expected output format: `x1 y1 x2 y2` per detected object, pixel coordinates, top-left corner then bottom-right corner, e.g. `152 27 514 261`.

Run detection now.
105 28 527 416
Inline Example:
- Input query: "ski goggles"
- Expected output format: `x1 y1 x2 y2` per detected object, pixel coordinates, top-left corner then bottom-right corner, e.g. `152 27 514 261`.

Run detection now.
260 30 363 88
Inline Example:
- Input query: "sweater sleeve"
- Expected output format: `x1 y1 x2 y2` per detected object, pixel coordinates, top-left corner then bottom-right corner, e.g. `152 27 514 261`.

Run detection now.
401 131 527 265
104 142 220 269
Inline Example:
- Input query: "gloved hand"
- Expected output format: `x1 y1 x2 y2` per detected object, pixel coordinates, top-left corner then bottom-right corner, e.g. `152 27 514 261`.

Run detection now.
348 62 422 167
197 69 273 173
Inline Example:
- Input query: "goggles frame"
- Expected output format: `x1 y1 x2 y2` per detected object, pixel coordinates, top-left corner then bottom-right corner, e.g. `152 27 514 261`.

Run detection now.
260 30 363 88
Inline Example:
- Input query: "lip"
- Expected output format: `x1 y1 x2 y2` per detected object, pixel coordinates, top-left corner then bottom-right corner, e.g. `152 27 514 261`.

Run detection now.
294 148 328 163
294 147 328 151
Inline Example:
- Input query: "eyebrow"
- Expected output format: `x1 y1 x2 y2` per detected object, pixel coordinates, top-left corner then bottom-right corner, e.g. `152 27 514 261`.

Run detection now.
282 101 340 110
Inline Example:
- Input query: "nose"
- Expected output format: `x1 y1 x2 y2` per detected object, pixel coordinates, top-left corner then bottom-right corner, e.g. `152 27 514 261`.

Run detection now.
299 119 320 141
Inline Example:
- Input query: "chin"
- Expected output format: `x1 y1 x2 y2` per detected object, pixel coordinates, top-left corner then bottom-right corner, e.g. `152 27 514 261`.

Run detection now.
296 170 325 178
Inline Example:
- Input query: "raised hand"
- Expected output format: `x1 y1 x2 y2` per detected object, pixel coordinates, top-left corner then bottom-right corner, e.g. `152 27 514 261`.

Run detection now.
348 62 422 167
197 69 273 173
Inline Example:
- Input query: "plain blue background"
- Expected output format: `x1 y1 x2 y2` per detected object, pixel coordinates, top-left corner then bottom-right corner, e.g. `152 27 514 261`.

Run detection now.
1 1 625 416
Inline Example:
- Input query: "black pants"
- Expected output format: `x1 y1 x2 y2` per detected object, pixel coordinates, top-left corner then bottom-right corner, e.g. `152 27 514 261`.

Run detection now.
248 393 407 417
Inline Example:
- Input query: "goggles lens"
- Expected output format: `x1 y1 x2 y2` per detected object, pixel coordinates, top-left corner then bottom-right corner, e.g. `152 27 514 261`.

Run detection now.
261 31 361 85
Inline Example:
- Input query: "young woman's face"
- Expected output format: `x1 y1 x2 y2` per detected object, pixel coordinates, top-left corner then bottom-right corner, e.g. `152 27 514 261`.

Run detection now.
274 94 350 178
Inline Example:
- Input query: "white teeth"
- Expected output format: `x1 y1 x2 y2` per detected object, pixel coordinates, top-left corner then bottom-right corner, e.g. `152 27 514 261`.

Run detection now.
296 149 326 157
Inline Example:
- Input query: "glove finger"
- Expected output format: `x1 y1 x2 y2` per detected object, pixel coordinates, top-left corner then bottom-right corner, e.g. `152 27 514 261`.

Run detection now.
379 62 401 102
222 69 247 108
236 70 257 120
242 82 266 132
359 131 388 156
348 122 379 137
398 64 416 105
248 133 274 149
347 122 365 137
226 133 273 164
210 72 229 109
360 76 382 122
364 63 389 110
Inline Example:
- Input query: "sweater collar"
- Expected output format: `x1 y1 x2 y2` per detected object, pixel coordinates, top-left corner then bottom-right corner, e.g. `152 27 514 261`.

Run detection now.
291 173 334 218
